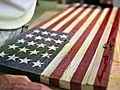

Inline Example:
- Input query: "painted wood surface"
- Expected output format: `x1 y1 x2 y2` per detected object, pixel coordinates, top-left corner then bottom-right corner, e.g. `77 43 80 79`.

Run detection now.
0 3 119 90
36 3 120 90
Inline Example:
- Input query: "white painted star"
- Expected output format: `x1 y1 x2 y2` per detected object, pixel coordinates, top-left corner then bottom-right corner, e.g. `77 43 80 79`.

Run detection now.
30 50 39 55
45 37 52 42
8 44 19 50
17 39 25 43
60 34 68 39
26 34 34 38
50 33 57 36
19 47 29 53
37 43 46 48
32 60 44 68
0 52 6 57
35 36 42 40
27 41 36 46
33 29 40 33
41 52 52 58
54 39 63 44
19 58 31 64
48 45 58 51
42 31 49 35
7 54 19 61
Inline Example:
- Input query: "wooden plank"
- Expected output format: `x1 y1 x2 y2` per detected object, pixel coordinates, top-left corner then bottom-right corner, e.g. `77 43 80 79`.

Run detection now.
40 5 101 86
71 8 112 90
94 8 119 90
85 8 117 85
50 6 99 88
28 11 58 30
29 3 120 89
113 13 120 62
39 3 81 29
46 4 83 30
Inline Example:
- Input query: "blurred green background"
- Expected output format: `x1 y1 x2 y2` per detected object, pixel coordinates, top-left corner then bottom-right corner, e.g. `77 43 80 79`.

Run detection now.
29 0 59 24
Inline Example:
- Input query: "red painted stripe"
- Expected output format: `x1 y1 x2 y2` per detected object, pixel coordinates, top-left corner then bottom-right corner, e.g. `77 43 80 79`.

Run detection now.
94 9 120 90
46 5 83 30
36 4 80 28
69 7 97 34
49 7 101 87
70 9 112 90
58 6 89 32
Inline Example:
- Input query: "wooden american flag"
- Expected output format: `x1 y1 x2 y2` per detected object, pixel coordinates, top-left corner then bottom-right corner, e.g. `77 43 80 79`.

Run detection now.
0 3 120 90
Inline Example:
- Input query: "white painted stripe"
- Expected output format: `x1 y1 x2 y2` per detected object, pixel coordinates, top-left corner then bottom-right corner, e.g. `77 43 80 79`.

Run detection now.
63 6 101 33
118 11 120 61
113 14 120 61
40 4 81 29
81 85 93 90
87 8 118 85
40 7 100 86
52 5 95 31
60 8 104 90
81 8 118 89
